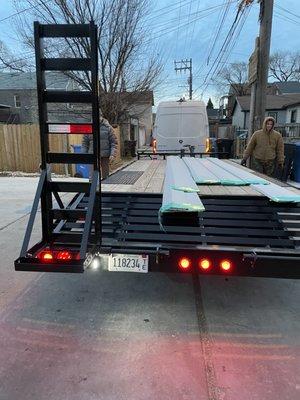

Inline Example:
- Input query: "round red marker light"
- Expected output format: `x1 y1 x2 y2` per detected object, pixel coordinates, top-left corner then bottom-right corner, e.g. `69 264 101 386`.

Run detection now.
57 251 72 260
178 257 191 270
199 258 211 270
220 260 232 271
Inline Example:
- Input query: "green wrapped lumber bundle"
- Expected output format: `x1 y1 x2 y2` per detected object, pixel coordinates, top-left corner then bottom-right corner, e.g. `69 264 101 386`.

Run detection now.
159 156 205 215
251 182 300 203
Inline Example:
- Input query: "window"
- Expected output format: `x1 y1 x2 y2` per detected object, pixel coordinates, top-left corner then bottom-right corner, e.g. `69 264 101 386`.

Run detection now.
268 112 277 122
291 109 297 123
14 94 21 108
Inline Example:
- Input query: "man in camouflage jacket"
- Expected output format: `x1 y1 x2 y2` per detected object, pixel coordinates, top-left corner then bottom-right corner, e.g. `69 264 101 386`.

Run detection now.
241 116 284 177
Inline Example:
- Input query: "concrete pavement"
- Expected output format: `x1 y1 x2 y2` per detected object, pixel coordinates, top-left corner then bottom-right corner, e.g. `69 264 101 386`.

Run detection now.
0 177 300 400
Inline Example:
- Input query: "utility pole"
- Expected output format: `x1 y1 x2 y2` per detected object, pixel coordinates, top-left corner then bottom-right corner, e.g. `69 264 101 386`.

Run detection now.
248 0 274 137
174 58 193 100
255 0 274 131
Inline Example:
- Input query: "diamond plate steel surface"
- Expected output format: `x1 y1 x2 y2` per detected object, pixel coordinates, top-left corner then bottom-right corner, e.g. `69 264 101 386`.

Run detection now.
103 171 144 184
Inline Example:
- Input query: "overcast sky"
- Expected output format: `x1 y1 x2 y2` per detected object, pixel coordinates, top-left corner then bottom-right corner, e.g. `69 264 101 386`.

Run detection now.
0 0 299 106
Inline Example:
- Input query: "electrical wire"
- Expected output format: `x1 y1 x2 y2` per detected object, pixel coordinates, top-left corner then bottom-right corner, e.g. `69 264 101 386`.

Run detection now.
0 0 53 24
194 2 252 98
206 0 232 65
275 4 300 20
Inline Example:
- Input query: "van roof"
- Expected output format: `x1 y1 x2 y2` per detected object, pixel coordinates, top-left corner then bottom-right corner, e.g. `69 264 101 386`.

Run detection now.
157 100 206 108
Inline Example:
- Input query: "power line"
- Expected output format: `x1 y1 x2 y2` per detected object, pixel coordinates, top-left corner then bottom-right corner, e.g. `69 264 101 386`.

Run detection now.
275 4 300 20
206 0 232 65
183 0 194 55
187 0 201 54
199 6 246 92
0 0 53 24
274 11 300 26
195 2 252 97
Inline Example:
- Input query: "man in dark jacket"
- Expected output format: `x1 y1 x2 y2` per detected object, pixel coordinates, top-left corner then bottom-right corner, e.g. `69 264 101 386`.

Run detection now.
82 117 118 179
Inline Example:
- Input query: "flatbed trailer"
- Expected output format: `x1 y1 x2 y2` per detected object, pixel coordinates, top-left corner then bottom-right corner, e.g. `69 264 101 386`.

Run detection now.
14 22 300 278
15 158 300 278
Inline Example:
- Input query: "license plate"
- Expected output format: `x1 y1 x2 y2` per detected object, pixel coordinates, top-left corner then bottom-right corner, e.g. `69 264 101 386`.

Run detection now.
108 254 148 273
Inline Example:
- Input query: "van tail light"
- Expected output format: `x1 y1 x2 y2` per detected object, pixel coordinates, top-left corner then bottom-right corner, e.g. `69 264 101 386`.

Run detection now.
205 138 210 153
152 139 157 154
220 259 232 271
178 257 191 270
199 258 211 271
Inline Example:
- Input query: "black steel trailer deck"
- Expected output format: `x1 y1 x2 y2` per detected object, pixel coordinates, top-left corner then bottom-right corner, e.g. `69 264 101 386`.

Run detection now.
15 191 300 278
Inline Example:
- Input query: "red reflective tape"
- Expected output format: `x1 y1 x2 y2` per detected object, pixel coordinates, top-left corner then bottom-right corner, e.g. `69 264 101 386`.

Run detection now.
70 124 92 134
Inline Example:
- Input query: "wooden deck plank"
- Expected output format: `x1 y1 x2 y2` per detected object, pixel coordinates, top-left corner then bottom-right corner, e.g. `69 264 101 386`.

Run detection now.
145 160 166 193
102 158 299 196
197 186 213 195
132 160 161 192
124 160 151 172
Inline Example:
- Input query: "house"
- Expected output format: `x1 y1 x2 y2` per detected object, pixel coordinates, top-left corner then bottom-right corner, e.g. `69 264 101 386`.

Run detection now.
232 94 300 135
101 90 154 150
225 81 300 118
274 81 300 95
0 103 11 123
0 71 80 124
124 91 154 147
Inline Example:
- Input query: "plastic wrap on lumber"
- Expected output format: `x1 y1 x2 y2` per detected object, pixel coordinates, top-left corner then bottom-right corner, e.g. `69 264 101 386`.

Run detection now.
160 187 205 214
166 156 199 192
159 156 204 214
183 157 220 184
250 183 300 203
184 157 246 185
206 158 269 185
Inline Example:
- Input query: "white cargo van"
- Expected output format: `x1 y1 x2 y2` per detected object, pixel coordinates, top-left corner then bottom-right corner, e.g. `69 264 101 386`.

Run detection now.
152 100 210 153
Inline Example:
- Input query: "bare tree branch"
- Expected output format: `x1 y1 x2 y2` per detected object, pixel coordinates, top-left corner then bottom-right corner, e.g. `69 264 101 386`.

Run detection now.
269 51 300 82
3 0 161 123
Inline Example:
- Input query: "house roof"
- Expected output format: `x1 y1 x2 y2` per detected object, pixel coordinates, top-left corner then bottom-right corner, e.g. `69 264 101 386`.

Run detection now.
207 108 219 118
234 94 300 112
101 90 154 106
0 72 70 90
275 81 300 94
0 103 11 108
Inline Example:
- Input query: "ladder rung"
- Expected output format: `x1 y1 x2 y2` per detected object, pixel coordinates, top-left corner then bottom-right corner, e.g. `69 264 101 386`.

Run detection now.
52 232 89 244
41 58 91 71
47 153 95 164
44 90 92 103
50 181 91 193
39 24 90 38
51 209 87 220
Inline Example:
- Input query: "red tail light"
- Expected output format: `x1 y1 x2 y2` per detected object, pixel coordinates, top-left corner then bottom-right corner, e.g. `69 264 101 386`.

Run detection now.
220 259 232 271
37 249 77 263
178 257 191 270
57 251 72 260
39 251 54 262
199 258 211 271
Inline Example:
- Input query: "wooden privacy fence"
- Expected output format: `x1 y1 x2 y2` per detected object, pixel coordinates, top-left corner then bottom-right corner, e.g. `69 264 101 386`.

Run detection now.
0 124 121 174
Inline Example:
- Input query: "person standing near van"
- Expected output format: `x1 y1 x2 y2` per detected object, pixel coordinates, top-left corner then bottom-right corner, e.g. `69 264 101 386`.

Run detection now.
82 117 118 180
241 116 284 177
